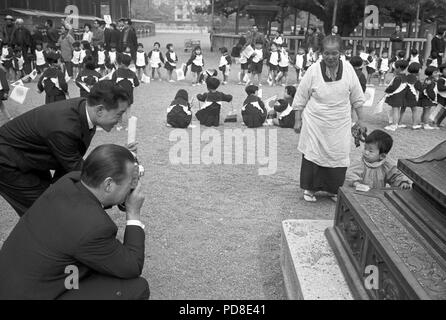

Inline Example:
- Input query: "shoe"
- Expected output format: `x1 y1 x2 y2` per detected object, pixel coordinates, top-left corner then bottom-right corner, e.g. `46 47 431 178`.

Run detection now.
423 124 435 130
412 125 422 130
384 124 397 131
169 80 175 83
397 124 407 128
237 82 243 85
303 190 317 202
192 83 197 86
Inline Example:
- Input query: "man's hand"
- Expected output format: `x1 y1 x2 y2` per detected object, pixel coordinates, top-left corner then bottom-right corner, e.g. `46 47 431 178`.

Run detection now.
125 181 145 221
126 142 138 154
294 119 302 134
400 182 412 190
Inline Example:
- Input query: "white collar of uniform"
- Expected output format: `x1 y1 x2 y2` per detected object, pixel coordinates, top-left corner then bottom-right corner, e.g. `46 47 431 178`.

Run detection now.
86 105 94 130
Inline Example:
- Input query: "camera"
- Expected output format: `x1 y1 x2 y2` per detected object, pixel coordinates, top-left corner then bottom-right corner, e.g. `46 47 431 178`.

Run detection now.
117 158 144 212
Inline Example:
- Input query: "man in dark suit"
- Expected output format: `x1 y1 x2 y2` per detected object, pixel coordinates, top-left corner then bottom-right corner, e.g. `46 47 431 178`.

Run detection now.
0 144 149 299
431 29 445 66
0 80 133 216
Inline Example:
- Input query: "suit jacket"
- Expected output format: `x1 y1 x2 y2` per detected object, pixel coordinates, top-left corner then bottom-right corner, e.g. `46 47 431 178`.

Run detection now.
0 171 146 299
0 98 94 179
431 36 445 56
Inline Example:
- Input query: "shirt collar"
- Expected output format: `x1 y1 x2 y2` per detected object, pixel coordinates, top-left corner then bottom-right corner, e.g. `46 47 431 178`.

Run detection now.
85 106 94 130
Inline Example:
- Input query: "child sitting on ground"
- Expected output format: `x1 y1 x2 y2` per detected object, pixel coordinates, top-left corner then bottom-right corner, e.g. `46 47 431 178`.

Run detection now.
37 52 68 104
196 77 232 127
167 89 192 128
346 130 412 190
241 85 267 128
350 56 367 93
272 85 297 128
384 60 409 131
75 55 101 98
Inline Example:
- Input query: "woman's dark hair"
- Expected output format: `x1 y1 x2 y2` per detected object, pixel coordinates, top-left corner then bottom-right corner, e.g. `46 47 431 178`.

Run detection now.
285 85 296 98
408 62 421 74
87 80 130 110
84 23 91 30
365 130 393 155
245 85 259 95
81 144 135 188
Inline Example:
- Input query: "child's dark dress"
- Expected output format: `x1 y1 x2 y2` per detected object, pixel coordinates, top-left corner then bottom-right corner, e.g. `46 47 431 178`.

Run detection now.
167 97 192 128
76 69 101 98
385 74 407 108
241 95 267 128
404 74 422 108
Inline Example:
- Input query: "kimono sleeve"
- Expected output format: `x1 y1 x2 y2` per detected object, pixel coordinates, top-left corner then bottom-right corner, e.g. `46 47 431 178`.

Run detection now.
291 65 314 111
345 160 364 187
386 165 411 188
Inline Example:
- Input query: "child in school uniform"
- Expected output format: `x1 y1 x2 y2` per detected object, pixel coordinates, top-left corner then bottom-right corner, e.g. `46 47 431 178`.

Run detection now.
166 89 192 128
241 85 267 128
37 52 68 104
79 41 91 71
71 41 82 78
12 47 25 81
75 55 101 98
148 42 164 81
267 43 280 86
218 47 232 85
164 43 178 82
304 48 316 72
135 43 148 81
272 85 297 128
106 44 118 72
390 50 406 73
112 53 139 131
346 130 411 190
435 63 446 127
418 66 439 130
248 41 264 86
400 62 422 129
408 48 423 66
366 48 378 84
96 42 108 76
238 46 250 85
1 42 14 80
196 77 232 127
276 43 290 86
384 60 409 131
350 56 367 93
377 50 390 86
186 46 205 86
294 47 306 84
34 41 47 75
0 65 13 121
123 46 132 57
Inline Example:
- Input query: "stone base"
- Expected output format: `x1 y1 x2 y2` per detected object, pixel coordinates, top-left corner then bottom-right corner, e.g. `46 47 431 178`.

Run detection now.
280 219 353 300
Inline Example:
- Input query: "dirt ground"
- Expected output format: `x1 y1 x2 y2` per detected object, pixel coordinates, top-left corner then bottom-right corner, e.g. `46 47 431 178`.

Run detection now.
0 33 445 300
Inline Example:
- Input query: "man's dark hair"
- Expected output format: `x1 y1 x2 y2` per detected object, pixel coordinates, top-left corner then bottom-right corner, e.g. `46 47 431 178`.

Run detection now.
365 130 393 154
87 80 130 110
408 62 421 74
81 144 135 188
395 60 409 70
119 53 132 66
206 77 220 90
350 56 363 68
285 85 296 98
245 85 258 95
46 19 53 27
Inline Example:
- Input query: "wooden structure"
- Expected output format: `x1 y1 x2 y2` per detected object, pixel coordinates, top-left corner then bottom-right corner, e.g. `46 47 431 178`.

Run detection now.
326 141 446 299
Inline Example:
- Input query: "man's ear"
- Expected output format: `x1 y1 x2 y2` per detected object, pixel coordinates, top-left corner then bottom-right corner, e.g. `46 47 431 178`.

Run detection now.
103 177 114 193
95 104 105 118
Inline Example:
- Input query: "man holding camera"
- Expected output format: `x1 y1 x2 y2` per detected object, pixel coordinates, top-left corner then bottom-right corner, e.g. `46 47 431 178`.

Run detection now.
0 144 149 300
0 80 136 217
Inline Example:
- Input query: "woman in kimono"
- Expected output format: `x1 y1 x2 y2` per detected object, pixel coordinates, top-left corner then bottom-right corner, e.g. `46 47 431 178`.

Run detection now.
292 35 366 202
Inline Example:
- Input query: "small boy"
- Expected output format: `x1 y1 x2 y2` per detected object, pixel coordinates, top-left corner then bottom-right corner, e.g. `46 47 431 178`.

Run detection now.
71 41 82 78
241 85 267 128
12 47 25 81
350 56 367 93
218 47 232 85
346 130 411 190
267 43 280 86
272 85 297 128
276 43 290 86
148 42 165 81
135 43 148 81
37 52 68 104
294 47 306 84
75 55 101 98
196 77 232 127
377 50 390 86
384 60 409 131
96 42 108 76
249 41 264 86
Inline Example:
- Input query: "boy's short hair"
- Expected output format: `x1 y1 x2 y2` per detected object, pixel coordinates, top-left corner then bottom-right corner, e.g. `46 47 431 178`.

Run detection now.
411 48 418 55
72 41 80 48
245 85 258 95
255 40 263 45
365 130 393 154
350 56 363 68
206 77 220 90
425 66 437 76
219 47 228 53
84 55 96 70
395 60 409 70
408 62 421 74
119 53 132 67
397 51 406 59
154 42 160 47
285 85 296 98
166 43 173 50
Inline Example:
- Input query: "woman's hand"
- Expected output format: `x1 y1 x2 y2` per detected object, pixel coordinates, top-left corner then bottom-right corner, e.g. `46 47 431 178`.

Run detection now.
294 119 302 134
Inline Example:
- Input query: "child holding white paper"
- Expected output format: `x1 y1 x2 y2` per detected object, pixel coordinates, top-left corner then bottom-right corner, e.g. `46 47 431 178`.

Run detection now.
241 85 266 128
0 66 13 121
165 43 178 82
196 77 232 127
167 89 192 128
37 52 68 104
218 47 232 85
345 130 411 190
75 56 101 97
